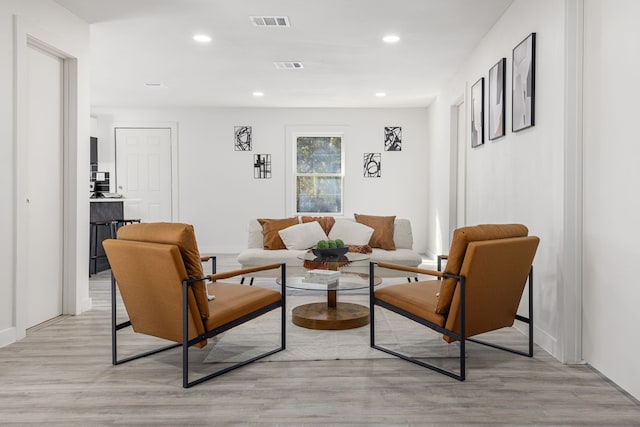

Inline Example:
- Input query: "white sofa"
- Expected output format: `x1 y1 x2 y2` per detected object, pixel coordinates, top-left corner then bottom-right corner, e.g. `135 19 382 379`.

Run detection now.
237 218 423 280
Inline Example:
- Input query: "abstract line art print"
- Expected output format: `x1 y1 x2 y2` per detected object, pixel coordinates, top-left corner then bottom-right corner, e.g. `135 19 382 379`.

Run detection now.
489 58 506 140
254 154 271 179
384 126 402 151
234 126 252 151
363 153 381 178
471 77 484 148
512 32 536 132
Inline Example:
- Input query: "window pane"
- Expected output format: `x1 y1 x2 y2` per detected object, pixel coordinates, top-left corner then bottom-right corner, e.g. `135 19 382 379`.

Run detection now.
296 176 342 213
296 136 342 174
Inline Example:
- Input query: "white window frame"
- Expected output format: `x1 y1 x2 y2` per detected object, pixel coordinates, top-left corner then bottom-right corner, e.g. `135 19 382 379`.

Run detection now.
285 126 348 216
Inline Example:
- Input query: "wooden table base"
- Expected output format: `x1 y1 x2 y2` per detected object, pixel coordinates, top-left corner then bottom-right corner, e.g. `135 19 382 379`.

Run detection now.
292 301 370 330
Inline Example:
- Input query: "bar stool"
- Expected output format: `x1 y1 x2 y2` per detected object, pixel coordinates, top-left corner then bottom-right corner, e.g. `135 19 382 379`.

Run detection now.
90 219 141 276
89 220 115 276
111 218 142 237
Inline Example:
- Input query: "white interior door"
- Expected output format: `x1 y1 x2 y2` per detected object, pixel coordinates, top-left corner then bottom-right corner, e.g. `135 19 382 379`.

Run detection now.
455 101 466 228
115 128 173 222
25 43 64 328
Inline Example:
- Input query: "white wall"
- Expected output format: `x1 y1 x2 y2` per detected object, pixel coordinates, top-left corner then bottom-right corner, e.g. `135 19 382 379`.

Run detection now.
0 0 90 347
428 0 640 400
91 107 430 254
583 0 640 401
426 0 567 358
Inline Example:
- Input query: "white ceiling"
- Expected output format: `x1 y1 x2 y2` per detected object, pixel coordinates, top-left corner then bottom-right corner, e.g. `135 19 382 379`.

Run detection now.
53 0 513 108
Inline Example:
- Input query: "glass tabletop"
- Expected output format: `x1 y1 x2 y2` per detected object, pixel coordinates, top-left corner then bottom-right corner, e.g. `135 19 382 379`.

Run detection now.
278 272 382 291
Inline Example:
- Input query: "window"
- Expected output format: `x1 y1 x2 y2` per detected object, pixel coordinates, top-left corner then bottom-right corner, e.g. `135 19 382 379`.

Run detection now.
294 134 344 215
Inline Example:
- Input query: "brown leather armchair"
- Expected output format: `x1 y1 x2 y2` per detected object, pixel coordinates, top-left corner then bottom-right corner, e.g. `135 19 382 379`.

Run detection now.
369 224 539 380
103 222 286 388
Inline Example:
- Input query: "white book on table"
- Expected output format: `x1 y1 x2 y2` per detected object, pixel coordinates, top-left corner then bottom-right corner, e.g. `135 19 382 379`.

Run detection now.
305 269 341 280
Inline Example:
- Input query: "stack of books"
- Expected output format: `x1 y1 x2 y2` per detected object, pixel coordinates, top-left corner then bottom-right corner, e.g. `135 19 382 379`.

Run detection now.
302 269 341 286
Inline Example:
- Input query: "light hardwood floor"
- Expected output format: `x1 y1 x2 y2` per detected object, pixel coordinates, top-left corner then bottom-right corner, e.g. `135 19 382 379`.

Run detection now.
1 255 639 425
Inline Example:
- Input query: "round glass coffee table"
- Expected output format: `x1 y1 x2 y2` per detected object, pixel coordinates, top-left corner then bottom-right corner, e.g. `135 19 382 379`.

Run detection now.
279 252 382 330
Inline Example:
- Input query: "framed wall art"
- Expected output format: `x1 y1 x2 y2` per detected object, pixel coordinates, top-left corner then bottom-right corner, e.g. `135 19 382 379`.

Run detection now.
384 126 402 151
512 32 536 132
234 125 252 151
363 153 381 177
253 154 271 178
471 77 484 148
489 58 506 140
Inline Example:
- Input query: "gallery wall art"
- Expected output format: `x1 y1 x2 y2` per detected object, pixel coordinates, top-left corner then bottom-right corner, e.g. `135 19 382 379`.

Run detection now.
384 126 402 151
489 58 506 140
512 33 536 132
363 153 381 177
253 154 271 179
234 126 252 151
471 77 484 148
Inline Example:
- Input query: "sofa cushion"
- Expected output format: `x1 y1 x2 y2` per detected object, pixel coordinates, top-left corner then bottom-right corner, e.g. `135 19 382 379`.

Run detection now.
278 221 328 250
354 214 396 250
328 219 374 245
370 248 423 266
258 217 299 250
116 222 209 319
237 248 306 268
392 218 414 249
301 216 336 235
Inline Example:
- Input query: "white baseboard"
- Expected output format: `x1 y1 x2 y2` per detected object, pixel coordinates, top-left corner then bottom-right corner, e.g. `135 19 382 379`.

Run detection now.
0 327 17 349
514 322 558 358
80 297 92 313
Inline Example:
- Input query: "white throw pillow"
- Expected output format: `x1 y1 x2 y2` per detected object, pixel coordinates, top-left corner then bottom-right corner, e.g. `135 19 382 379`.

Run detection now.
328 220 374 245
278 221 328 250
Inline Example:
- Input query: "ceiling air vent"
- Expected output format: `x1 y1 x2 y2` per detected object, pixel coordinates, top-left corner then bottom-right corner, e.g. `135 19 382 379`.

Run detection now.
274 61 304 70
249 16 290 27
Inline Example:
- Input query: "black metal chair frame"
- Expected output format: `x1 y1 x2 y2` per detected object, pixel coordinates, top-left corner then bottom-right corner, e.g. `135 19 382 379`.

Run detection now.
369 261 533 381
111 258 286 388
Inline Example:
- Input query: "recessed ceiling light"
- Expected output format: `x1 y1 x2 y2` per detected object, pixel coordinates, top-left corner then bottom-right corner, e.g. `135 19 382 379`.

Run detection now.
375 92 387 97
193 34 212 43
253 91 264 97
383 35 400 43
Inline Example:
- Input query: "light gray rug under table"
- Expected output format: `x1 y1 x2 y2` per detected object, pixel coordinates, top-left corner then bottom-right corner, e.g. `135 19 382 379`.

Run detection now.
203 294 461 364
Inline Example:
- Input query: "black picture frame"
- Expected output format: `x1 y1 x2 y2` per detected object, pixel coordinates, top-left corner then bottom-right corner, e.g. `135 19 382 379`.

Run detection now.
384 126 402 151
363 153 381 177
488 58 506 140
234 126 252 151
471 77 484 148
512 32 536 132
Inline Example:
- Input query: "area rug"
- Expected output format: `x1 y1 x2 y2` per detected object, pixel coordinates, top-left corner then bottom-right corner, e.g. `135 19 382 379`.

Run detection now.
203 294 460 364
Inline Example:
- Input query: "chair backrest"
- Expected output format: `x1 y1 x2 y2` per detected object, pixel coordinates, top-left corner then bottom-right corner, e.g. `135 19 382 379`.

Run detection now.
437 224 529 314
444 235 540 340
103 238 207 347
115 222 209 319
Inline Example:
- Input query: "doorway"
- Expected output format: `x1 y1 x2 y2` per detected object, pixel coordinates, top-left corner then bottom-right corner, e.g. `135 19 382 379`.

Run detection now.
449 98 466 243
23 42 65 328
115 128 174 222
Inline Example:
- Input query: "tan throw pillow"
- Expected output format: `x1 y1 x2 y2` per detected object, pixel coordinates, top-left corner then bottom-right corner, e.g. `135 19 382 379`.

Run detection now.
301 216 336 235
258 217 299 249
354 214 396 250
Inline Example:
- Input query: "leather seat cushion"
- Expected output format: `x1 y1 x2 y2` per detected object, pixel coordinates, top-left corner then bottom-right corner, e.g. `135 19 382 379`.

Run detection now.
205 282 282 331
374 280 445 327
